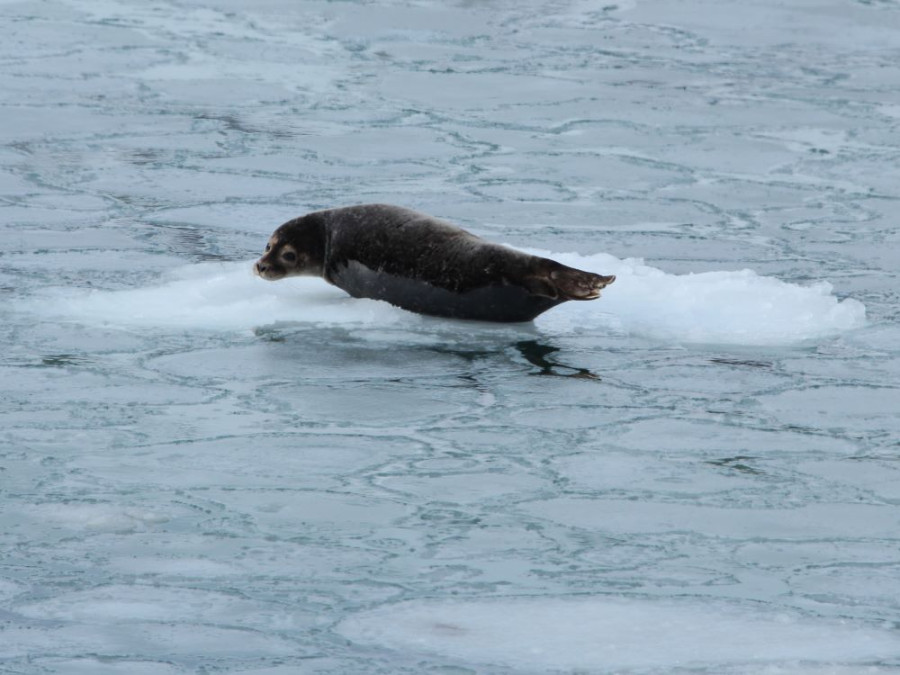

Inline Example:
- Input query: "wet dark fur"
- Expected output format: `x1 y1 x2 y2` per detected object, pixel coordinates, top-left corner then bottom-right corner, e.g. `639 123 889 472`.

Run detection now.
254 204 615 322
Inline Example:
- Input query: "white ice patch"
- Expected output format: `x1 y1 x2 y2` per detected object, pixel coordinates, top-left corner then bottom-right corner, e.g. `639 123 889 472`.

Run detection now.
28 253 865 345
23 503 169 534
337 596 900 673
533 249 866 345
32 261 414 331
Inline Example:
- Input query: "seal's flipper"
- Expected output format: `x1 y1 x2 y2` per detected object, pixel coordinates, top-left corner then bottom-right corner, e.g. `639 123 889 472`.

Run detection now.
549 267 616 301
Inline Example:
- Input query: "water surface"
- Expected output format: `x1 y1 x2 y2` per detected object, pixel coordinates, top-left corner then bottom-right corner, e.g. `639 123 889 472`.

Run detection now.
2 0 899 673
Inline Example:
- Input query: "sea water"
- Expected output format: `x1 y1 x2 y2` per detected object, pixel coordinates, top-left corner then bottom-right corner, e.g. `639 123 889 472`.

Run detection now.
1 0 899 673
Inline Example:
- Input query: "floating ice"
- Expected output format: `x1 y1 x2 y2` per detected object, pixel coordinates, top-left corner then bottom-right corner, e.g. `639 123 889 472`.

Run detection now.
28 252 865 346
537 249 866 345
30 261 412 331
338 596 900 673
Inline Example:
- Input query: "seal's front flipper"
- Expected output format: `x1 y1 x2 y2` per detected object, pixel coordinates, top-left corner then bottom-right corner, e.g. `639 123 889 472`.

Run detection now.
549 267 616 301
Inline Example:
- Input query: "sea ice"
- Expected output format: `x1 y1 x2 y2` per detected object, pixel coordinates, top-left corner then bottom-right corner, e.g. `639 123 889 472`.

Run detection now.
24 252 866 346
338 595 900 672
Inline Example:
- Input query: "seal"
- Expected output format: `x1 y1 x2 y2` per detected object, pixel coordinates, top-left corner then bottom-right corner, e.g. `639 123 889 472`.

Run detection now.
254 204 615 322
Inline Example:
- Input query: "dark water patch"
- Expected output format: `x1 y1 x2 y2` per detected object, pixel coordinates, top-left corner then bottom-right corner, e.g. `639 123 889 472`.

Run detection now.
710 357 775 369
515 340 601 380
706 456 765 476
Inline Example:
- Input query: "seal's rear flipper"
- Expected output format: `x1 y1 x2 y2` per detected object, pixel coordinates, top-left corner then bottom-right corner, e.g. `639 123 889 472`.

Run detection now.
550 267 616 300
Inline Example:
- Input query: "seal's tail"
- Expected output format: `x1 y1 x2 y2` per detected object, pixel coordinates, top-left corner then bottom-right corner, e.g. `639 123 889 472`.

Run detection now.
521 260 616 300
551 267 616 300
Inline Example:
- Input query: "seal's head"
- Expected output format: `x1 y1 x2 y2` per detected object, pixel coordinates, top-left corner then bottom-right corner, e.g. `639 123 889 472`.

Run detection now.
254 215 325 281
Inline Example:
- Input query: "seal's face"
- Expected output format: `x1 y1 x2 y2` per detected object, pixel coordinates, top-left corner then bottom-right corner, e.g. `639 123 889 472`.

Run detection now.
254 232 314 280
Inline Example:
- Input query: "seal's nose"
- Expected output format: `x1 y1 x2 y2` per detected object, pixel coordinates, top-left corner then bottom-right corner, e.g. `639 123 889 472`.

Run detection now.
255 261 267 275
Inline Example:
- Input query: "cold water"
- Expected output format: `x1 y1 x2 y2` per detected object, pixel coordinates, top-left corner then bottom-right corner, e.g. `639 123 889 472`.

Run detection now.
1 0 899 673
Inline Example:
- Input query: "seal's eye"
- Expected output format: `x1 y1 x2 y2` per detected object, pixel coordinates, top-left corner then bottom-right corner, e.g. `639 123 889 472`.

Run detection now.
265 243 271 252
282 251 297 262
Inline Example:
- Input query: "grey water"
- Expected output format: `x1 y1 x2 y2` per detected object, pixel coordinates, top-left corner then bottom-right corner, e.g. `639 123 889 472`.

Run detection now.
2 0 900 673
